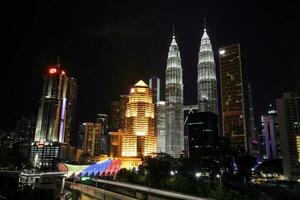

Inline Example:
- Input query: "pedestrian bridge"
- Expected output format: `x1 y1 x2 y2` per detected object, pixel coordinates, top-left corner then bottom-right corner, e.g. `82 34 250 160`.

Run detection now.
68 178 209 200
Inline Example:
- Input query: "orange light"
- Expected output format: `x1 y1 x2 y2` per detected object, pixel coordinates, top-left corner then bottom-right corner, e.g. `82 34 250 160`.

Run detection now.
49 68 57 74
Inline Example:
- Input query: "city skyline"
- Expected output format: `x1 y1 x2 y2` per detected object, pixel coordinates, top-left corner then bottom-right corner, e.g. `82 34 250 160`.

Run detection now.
1 1 300 131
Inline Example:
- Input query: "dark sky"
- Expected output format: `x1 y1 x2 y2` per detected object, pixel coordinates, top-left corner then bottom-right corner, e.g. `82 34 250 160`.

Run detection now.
1 0 300 131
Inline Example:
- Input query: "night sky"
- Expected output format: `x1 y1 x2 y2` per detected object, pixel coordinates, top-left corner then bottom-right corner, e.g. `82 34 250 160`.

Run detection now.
1 1 300 131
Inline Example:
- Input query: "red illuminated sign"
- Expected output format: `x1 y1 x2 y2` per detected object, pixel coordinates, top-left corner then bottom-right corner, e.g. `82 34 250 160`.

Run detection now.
49 68 57 74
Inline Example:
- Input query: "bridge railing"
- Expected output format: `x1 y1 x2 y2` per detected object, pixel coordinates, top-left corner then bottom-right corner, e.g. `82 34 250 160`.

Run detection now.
90 178 210 200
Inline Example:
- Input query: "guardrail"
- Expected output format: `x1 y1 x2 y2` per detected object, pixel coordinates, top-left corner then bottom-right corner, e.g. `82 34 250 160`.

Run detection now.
91 178 210 200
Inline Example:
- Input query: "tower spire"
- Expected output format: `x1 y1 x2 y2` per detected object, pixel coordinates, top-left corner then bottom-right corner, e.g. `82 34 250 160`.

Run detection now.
203 18 206 31
57 56 60 67
172 25 175 39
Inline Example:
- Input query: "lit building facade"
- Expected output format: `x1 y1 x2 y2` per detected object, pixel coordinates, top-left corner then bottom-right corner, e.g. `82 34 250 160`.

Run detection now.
149 76 160 104
31 64 77 167
122 80 157 157
156 101 166 153
262 105 281 160
165 33 184 158
82 122 102 156
219 43 250 153
277 92 300 180
197 26 218 114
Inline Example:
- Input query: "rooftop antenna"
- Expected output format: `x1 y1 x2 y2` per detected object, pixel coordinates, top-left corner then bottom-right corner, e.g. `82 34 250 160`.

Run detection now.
172 25 175 39
204 18 207 31
57 56 60 67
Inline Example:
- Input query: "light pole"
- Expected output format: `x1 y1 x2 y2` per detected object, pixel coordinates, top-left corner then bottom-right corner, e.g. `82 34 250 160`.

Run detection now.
216 174 222 188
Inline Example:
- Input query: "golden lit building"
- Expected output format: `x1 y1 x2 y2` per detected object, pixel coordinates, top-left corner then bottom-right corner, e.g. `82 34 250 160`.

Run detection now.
122 80 157 157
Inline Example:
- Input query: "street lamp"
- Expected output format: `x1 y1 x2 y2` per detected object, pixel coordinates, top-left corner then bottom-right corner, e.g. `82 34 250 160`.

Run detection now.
195 172 201 178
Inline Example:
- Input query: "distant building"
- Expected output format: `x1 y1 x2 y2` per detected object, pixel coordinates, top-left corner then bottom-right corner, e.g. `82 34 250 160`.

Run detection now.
219 43 250 153
277 92 300 180
262 105 281 160
156 101 166 153
187 112 218 158
82 122 102 156
165 31 184 158
16 116 36 142
109 95 129 132
149 76 160 104
96 114 109 154
122 80 157 157
110 100 120 131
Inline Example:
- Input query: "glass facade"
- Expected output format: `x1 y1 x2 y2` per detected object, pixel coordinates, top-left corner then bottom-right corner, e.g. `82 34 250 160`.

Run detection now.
219 44 248 152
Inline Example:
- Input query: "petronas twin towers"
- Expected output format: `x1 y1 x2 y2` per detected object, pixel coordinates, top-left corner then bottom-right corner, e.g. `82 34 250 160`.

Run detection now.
164 24 218 157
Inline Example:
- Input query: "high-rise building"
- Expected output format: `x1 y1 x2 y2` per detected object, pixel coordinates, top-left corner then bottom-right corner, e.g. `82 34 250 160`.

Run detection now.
197 25 218 114
187 112 218 158
277 92 300 180
156 101 166 153
149 76 160 104
31 63 77 167
96 114 109 154
34 64 76 144
110 100 120 131
82 122 102 156
65 77 77 146
120 95 129 131
15 116 36 142
122 80 157 157
165 32 184 158
262 105 281 160
219 43 250 153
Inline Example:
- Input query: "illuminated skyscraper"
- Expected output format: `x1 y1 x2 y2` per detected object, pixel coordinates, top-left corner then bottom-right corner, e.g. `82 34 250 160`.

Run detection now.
31 63 77 167
277 92 300 180
197 25 218 114
219 44 250 152
34 64 73 143
165 31 184 158
122 80 157 157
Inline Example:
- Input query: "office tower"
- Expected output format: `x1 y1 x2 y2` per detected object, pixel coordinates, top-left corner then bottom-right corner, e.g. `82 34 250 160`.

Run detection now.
187 112 218 158
219 43 250 153
119 95 129 131
34 64 76 144
149 76 160 104
122 80 157 157
78 124 85 149
262 105 281 160
165 32 184 158
277 92 300 180
156 101 166 152
65 77 77 146
31 63 77 167
82 122 102 156
197 25 218 114
15 116 36 142
96 114 109 154
110 100 120 131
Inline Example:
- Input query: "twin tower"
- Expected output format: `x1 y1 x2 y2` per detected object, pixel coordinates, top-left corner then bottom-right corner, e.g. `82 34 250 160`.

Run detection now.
164 25 218 157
